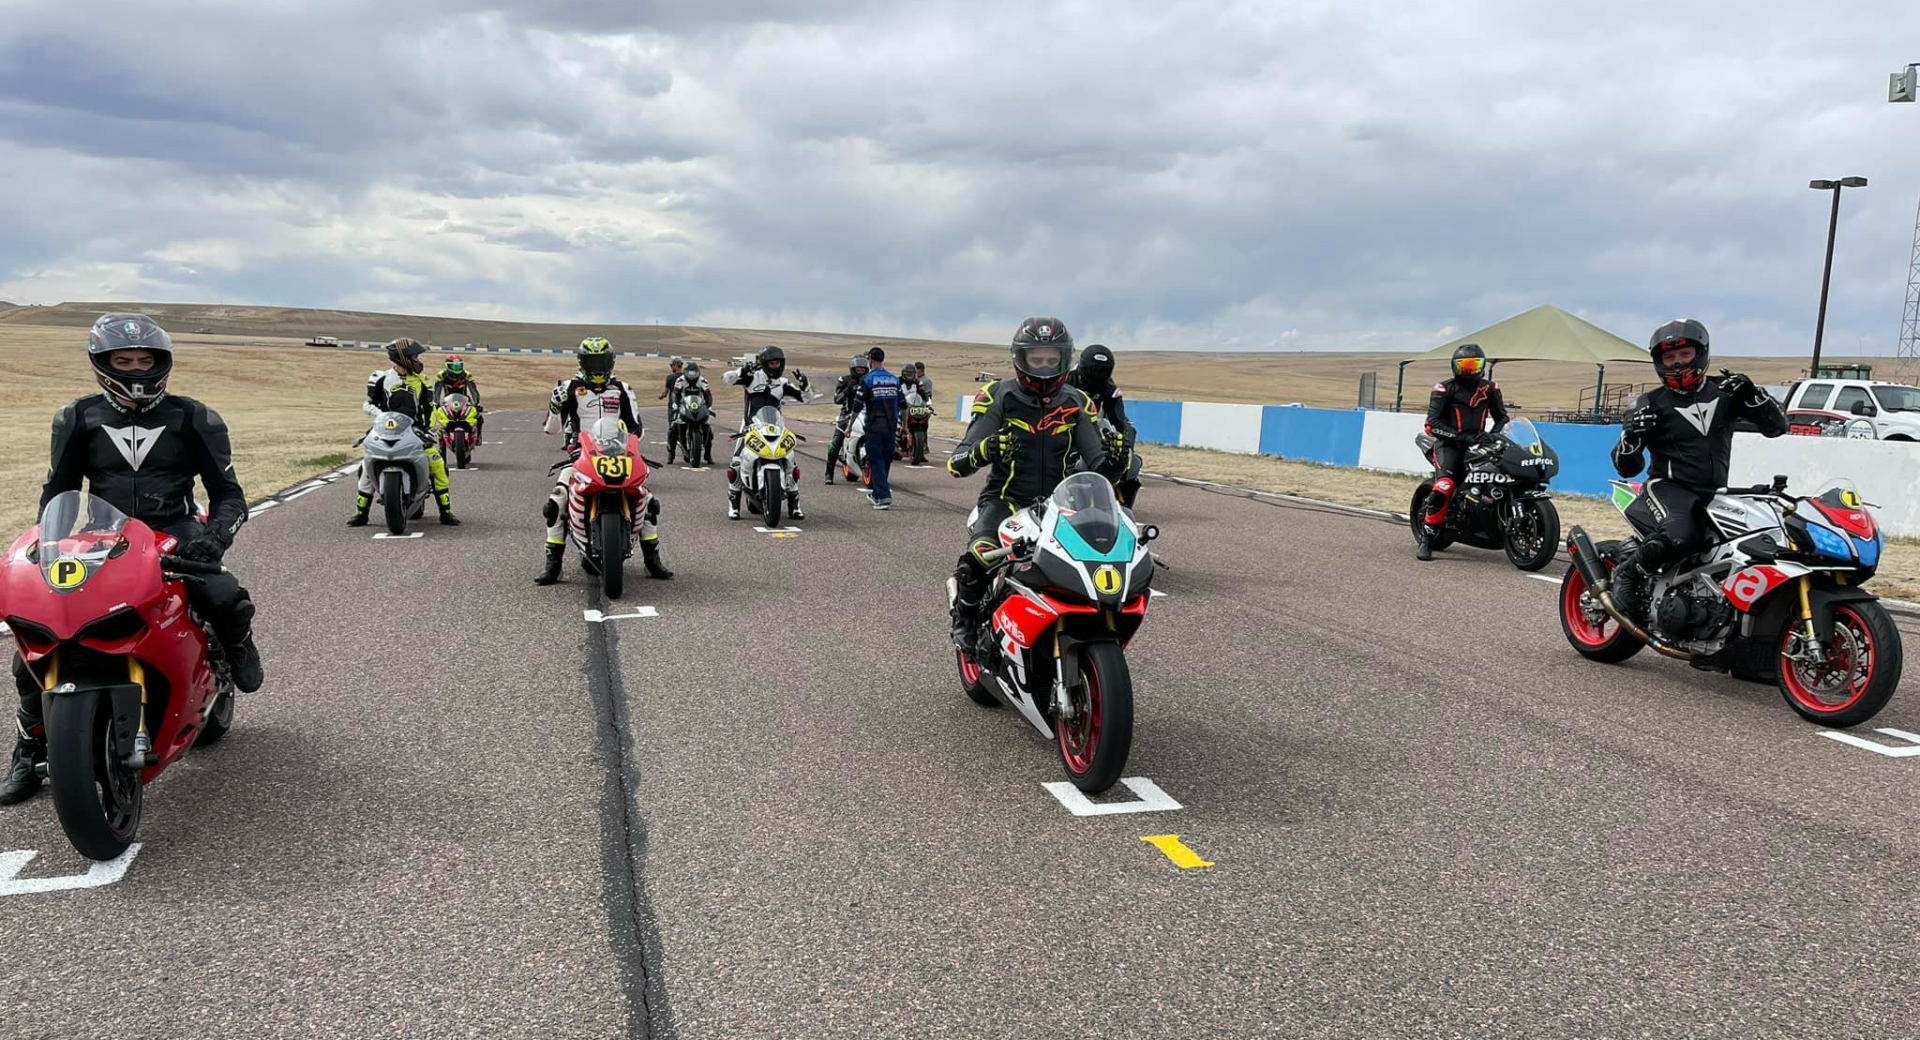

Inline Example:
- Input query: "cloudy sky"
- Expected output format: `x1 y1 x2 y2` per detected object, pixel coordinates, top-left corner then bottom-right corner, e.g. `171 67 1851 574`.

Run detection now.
0 0 1913 353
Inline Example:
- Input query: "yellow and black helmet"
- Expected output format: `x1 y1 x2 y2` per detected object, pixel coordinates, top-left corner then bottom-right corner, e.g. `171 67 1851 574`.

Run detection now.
578 337 615 388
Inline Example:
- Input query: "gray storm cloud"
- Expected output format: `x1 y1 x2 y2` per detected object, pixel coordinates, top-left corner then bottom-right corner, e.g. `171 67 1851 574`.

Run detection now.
0 0 1912 353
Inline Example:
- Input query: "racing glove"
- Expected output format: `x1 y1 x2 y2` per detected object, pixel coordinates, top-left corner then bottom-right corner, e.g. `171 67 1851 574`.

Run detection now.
1718 371 1769 408
1625 406 1659 437
178 525 229 564
1100 425 1126 458
973 427 1015 465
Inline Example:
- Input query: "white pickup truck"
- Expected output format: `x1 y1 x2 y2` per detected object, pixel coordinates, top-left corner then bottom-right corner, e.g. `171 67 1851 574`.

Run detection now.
1777 379 1920 441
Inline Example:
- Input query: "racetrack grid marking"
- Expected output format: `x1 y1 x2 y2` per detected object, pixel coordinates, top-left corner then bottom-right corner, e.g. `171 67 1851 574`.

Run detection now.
1820 727 1920 757
752 526 804 534
1042 776 1183 817
372 532 425 540
584 607 660 623
1141 835 1214 870
0 844 142 898
1529 574 1565 585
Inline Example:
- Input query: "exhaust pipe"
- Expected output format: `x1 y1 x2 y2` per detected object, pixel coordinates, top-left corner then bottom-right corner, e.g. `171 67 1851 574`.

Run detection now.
1565 526 1694 662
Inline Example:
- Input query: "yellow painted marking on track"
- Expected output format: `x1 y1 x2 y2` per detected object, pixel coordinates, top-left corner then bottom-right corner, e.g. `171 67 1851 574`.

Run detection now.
1142 834 1213 869
771 532 800 539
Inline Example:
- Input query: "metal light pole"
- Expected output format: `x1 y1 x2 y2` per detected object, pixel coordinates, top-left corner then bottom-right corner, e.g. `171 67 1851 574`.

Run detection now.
1808 176 1868 375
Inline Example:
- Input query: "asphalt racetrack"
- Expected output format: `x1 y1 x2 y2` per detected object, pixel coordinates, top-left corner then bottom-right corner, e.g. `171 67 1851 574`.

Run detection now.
6 406 1920 1039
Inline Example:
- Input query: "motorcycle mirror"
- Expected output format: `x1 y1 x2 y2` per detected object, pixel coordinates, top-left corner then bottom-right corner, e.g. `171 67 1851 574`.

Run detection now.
1771 474 1789 491
1142 524 1160 542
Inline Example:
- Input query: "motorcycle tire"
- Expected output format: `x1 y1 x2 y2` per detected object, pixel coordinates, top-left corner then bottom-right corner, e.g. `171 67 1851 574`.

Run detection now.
195 684 235 746
1504 498 1561 572
456 439 470 470
1776 598 1903 728
761 468 783 527
1407 484 1454 551
955 648 999 707
599 510 627 600
1057 641 1134 794
381 470 407 535
46 689 142 861
1558 539 1644 663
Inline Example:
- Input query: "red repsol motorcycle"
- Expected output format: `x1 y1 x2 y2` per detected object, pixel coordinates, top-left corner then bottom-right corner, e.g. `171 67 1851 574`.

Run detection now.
567 417 656 600
1 492 237 860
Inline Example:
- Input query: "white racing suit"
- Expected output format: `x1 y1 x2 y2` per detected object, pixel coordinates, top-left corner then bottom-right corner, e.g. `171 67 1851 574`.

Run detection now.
721 366 808 517
538 374 669 577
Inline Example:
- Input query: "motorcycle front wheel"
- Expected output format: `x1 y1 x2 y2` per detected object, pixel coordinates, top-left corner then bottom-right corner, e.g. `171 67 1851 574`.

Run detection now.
759 467 783 527
598 510 627 600
455 436 470 469
46 690 142 861
380 469 407 535
1777 599 1902 727
1057 642 1134 794
1504 498 1561 571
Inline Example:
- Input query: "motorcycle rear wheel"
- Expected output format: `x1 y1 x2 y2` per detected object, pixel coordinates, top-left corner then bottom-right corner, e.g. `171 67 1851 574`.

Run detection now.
1504 498 1561 571
1058 642 1134 794
955 648 998 707
381 470 407 535
46 690 142 861
1777 599 1902 727
195 684 235 746
598 510 627 600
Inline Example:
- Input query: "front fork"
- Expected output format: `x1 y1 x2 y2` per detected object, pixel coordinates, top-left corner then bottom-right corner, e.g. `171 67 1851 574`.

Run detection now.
36 650 153 769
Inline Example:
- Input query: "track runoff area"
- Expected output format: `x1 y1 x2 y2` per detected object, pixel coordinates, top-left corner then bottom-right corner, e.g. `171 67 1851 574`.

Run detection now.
7 404 1920 1039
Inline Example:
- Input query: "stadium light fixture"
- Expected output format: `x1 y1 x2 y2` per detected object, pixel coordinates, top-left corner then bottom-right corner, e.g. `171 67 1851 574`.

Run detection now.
1808 177 1868 373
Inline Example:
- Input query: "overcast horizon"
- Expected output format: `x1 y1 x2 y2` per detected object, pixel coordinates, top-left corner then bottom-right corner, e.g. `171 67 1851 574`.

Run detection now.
1 1 1914 356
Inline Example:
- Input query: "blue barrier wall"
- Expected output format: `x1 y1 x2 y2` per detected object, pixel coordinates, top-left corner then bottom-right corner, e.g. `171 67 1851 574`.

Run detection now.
1259 406 1364 466
1127 399 1185 446
1532 421 1626 497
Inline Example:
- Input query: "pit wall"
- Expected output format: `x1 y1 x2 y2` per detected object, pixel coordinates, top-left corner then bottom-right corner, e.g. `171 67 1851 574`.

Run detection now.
954 396 1920 537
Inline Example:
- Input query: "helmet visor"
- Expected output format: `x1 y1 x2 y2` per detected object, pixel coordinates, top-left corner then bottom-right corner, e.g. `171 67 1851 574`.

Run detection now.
580 353 615 378
1015 343 1072 381
1452 356 1485 379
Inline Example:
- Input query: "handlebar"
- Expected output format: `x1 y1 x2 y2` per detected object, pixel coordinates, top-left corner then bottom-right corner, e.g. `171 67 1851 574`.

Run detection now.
978 542 1024 565
159 555 227 576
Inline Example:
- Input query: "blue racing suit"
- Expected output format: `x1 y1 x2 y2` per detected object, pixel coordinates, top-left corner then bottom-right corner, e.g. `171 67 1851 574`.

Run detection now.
854 365 903 503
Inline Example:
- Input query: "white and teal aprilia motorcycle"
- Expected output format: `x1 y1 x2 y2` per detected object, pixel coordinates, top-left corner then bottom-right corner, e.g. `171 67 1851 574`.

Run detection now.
947 472 1160 792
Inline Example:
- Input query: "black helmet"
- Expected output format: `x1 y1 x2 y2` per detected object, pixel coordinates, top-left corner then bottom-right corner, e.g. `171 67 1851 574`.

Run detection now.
87 313 174 412
757 345 787 377
683 362 701 382
1648 319 1709 392
577 337 615 388
1450 343 1487 384
1011 317 1074 396
386 386 420 424
386 337 427 374
849 353 871 375
1077 344 1115 386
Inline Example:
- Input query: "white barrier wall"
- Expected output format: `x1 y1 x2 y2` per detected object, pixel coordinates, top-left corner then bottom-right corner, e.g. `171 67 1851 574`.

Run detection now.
1728 433 1920 538
1356 411 1431 475
1178 402 1263 454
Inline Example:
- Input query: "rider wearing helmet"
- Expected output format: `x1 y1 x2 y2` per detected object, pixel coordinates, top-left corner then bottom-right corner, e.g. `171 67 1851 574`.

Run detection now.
660 359 688 463
352 337 460 527
434 355 483 444
946 318 1109 656
546 337 643 451
825 353 872 485
6 314 264 805
1067 344 1141 506
722 345 809 520
1416 343 1509 561
1608 319 1788 618
668 362 714 465
536 338 666 584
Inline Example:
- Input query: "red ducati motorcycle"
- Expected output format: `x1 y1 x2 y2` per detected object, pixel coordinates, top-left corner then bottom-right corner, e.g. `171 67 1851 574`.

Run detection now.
1 492 236 860
567 417 656 600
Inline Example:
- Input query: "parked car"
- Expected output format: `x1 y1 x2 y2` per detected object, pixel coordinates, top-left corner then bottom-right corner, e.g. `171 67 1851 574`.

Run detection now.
1776 379 1920 441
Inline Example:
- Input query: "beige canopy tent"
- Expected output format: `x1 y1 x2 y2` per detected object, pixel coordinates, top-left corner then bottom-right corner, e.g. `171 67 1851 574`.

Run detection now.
1392 304 1651 417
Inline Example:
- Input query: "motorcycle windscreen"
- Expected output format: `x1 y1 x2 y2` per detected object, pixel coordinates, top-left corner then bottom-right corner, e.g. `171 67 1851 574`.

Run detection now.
1499 417 1559 480
1049 473 1135 563
751 405 784 428
442 393 472 419
38 491 130 592
583 416 630 455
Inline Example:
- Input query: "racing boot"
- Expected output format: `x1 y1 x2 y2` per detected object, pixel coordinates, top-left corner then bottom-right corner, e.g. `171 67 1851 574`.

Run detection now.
1610 561 1649 622
346 494 371 527
788 492 805 521
667 430 678 465
0 712 45 807
534 543 565 586
727 488 742 521
224 632 265 693
1415 523 1435 562
641 540 674 580
437 492 462 526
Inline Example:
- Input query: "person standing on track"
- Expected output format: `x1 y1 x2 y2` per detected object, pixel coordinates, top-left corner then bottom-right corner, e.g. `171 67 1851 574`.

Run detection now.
1416 343 1506 561
350 337 460 527
825 353 871 485
946 318 1112 656
660 359 686 463
5 314 265 805
1608 319 1788 618
854 347 903 510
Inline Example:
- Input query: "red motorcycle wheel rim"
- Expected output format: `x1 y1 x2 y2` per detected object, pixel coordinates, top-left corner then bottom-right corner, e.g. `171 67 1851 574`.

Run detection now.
1561 565 1616 647
1779 604 1875 714
958 649 982 687
1058 651 1103 775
